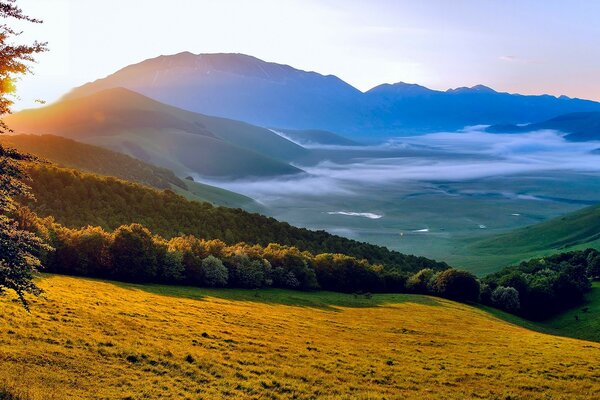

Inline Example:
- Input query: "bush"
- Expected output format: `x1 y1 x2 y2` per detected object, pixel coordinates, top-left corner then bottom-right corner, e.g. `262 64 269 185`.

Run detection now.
430 269 480 302
491 286 520 312
201 255 228 287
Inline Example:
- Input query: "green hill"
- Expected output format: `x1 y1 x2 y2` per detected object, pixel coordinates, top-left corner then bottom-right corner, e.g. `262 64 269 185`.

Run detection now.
4 88 305 178
0 134 256 210
22 162 447 272
464 203 600 268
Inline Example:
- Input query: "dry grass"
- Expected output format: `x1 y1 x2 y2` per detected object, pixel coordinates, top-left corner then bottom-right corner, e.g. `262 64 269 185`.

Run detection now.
0 275 599 399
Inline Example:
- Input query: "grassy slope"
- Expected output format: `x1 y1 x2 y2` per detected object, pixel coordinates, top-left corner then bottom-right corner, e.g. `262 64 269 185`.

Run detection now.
458 203 600 273
480 281 600 343
0 275 598 399
0 134 256 210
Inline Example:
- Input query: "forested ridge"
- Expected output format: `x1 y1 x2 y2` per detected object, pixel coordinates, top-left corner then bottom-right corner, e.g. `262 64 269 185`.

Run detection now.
0 134 185 189
22 163 447 273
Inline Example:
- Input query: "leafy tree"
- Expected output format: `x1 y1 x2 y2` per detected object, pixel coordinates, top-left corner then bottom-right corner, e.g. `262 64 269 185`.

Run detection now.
201 255 228 287
585 250 600 280
0 1 48 308
109 224 160 282
429 269 480 302
406 268 436 294
491 286 520 312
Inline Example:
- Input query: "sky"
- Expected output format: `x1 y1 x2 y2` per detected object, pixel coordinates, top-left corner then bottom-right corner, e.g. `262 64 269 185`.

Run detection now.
10 0 600 110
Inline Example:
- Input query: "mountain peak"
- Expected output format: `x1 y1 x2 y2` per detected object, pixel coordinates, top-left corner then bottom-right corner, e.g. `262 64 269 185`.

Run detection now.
447 84 497 94
367 82 433 95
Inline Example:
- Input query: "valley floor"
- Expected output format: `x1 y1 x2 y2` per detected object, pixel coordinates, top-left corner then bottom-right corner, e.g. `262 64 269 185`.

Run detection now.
0 275 599 399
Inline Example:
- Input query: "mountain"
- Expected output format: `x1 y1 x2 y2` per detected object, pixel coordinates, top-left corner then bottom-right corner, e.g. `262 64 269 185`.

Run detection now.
5 88 306 178
64 52 365 135
0 134 256 209
62 52 600 139
487 112 600 141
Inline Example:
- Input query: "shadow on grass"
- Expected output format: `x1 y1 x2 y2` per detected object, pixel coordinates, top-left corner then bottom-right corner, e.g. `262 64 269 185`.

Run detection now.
97 277 444 311
476 283 600 343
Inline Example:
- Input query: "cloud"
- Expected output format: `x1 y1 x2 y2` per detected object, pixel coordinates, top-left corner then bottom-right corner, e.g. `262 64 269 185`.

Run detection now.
205 128 600 204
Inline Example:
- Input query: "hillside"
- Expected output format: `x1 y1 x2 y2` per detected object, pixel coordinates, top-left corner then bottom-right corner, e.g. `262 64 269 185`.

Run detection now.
61 52 600 139
0 275 598 399
487 111 600 141
483 281 600 343
5 88 305 178
22 163 446 272
0 134 256 209
468 203 600 257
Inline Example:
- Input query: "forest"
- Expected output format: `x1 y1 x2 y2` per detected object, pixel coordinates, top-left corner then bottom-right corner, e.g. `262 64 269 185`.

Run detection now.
22 163 448 273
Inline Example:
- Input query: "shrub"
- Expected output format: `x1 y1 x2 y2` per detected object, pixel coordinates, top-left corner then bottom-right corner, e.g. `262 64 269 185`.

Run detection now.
491 286 520 312
201 255 228 287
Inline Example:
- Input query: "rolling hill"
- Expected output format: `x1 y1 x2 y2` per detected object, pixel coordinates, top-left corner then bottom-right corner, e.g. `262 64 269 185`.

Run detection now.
0 275 598 399
5 88 305 179
487 111 600 141
467 203 600 260
0 134 256 209
61 52 600 139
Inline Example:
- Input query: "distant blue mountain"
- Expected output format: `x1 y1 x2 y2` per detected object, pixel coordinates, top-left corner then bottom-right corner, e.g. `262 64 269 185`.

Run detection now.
64 52 600 141
487 112 600 141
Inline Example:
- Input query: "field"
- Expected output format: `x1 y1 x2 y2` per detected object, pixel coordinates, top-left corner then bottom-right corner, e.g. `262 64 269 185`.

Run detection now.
1 275 599 399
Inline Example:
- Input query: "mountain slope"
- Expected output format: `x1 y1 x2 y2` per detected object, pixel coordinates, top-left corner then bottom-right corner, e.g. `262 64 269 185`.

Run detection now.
487 112 600 141
0 134 256 209
5 88 305 178
62 52 600 139
1 275 598 399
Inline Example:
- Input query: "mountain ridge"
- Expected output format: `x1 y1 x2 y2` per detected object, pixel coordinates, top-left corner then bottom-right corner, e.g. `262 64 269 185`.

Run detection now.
60 52 600 139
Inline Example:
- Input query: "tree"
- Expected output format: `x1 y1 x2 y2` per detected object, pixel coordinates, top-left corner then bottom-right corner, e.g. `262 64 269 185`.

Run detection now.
0 1 48 308
109 224 159 282
406 268 436 294
429 269 480 302
491 286 520 312
201 255 228 287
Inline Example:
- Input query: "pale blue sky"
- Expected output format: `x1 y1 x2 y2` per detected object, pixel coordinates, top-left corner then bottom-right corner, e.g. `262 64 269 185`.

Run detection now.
12 0 600 109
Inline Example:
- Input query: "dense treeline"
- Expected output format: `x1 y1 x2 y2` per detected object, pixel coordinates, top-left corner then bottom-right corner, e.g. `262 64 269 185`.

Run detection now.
0 134 185 189
483 249 599 319
22 163 448 274
22 213 415 293
18 203 599 319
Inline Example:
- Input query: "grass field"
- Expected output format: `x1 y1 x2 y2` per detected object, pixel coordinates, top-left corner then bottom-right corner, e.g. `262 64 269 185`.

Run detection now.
1 275 599 399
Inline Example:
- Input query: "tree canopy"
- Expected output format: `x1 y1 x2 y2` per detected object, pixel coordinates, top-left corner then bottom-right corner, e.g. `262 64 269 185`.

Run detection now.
0 0 48 307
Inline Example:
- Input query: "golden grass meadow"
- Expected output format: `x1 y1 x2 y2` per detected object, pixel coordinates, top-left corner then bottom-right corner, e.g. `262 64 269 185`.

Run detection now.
0 275 598 399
